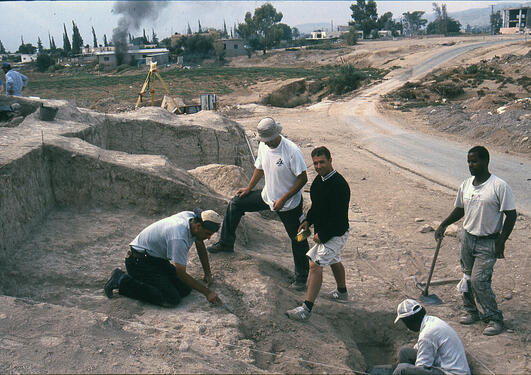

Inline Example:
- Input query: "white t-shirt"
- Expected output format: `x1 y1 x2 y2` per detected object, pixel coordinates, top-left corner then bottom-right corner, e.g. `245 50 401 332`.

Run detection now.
416 315 470 375
454 174 516 236
130 211 196 265
254 136 307 211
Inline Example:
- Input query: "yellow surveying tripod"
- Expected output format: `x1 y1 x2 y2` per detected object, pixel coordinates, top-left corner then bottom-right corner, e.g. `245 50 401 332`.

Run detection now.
135 62 181 113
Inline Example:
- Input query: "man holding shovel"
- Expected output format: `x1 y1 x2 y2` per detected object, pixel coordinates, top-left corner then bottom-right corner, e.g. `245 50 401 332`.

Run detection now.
104 209 223 307
286 146 350 321
435 146 516 336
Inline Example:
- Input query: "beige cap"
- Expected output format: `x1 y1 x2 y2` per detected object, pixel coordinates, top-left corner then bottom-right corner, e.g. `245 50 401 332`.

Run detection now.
193 208 222 232
257 117 282 142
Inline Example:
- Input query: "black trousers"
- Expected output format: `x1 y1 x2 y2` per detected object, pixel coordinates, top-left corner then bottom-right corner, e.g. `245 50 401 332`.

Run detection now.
219 190 310 283
118 253 191 307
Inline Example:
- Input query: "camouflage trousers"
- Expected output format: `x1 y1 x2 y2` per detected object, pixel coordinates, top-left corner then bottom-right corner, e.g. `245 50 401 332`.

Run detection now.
460 231 503 322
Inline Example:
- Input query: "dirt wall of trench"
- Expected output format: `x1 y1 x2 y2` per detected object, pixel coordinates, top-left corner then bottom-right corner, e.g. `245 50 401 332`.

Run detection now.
68 110 254 173
0 148 55 253
0 137 226 253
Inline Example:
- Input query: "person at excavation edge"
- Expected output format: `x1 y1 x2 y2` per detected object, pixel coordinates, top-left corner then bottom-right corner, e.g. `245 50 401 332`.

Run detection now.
2 62 28 96
435 146 516 337
393 299 470 375
286 146 350 321
104 209 223 307
207 117 310 290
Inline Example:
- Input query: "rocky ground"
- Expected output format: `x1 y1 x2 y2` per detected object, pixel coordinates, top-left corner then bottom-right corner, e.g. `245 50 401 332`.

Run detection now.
0 35 529 374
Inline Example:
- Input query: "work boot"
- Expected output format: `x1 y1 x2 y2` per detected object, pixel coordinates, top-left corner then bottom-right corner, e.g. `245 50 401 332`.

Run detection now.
483 321 504 336
285 304 311 321
322 289 349 303
207 241 234 254
459 313 480 325
104 268 124 298
288 280 307 291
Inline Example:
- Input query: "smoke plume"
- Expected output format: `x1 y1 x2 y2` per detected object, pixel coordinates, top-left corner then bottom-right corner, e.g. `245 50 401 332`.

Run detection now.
112 1 168 65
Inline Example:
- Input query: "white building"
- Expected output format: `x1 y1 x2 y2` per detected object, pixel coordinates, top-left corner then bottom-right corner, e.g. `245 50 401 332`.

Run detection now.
20 54 38 63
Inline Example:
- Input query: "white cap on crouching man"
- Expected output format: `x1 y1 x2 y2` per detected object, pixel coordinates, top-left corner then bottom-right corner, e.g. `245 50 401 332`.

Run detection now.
257 117 283 142
193 208 222 232
394 298 423 323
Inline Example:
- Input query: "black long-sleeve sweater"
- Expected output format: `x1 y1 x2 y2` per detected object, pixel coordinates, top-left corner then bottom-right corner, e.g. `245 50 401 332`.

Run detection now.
305 171 350 244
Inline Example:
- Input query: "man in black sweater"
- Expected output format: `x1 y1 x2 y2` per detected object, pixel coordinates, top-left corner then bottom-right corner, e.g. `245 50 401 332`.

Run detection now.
286 146 351 321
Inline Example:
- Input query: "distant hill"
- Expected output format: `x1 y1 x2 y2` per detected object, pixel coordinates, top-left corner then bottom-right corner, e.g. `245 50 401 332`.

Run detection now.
296 2 530 33
429 2 530 27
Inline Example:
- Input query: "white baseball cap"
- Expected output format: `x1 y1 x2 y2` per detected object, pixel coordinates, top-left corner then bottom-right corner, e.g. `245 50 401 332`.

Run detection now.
394 299 423 323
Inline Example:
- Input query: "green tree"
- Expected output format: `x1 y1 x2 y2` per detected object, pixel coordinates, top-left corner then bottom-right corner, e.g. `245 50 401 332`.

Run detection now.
92 27 98 48
151 28 158 45
17 41 37 54
37 37 43 53
237 3 286 54
71 21 83 54
198 20 203 33
402 11 427 36
63 23 72 54
490 10 502 34
291 27 300 39
187 23 192 35
142 29 148 44
222 20 228 38
377 11 402 36
350 0 378 38
343 27 359 45
36 53 54 72
0 40 6 54
103 34 108 47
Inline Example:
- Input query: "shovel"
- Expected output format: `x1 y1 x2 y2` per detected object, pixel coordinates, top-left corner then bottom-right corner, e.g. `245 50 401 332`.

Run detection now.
415 237 443 305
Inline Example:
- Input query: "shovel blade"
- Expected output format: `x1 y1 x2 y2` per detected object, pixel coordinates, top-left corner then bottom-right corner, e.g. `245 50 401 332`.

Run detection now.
420 293 443 305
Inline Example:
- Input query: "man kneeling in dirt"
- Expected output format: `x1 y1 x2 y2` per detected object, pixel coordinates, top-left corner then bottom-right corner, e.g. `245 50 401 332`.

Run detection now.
393 299 470 375
286 146 350 321
104 209 223 307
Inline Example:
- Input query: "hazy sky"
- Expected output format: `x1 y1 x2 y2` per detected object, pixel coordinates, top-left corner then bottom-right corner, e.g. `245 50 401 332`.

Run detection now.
0 1 514 52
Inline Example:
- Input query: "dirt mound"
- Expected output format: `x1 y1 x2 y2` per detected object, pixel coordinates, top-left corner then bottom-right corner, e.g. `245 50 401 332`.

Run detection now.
384 48 531 155
189 163 250 198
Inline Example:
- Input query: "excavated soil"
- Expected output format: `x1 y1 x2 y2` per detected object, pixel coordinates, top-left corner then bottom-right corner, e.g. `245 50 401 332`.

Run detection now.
1 35 530 374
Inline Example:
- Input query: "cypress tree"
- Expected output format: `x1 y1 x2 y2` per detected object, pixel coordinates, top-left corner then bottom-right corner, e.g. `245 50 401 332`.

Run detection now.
63 23 72 54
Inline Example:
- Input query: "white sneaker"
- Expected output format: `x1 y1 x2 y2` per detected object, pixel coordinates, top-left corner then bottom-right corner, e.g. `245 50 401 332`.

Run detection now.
322 289 349 303
285 304 311 321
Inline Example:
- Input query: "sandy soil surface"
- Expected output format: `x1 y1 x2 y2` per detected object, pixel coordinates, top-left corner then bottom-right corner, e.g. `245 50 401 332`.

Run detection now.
1 35 529 374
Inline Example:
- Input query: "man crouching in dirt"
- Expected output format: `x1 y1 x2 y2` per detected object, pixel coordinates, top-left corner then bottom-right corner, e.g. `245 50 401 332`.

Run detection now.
207 117 310 290
435 146 516 336
286 146 350 321
392 299 470 375
104 209 223 307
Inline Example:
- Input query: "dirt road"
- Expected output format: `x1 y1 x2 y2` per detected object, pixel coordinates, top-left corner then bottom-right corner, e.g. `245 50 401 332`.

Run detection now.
331 37 531 215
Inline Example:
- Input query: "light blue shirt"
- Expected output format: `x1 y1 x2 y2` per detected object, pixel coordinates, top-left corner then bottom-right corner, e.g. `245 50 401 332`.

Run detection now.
5 70 28 96
130 211 196 265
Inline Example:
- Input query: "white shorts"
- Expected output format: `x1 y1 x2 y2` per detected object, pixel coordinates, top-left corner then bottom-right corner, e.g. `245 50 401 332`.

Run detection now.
306 230 349 267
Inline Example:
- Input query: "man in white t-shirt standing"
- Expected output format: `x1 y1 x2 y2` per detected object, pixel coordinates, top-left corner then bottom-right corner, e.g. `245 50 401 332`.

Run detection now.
208 117 310 290
435 146 517 336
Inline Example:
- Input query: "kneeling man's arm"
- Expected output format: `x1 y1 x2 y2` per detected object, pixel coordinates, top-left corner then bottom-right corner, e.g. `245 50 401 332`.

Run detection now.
173 262 222 305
